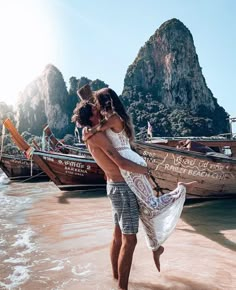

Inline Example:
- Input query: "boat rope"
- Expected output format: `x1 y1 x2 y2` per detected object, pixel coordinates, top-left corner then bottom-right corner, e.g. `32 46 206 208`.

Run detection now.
42 128 46 151
47 135 51 151
30 155 33 176
74 125 81 143
22 171 45 183
148 173 164 196
42 127 51 151
0 124 5 161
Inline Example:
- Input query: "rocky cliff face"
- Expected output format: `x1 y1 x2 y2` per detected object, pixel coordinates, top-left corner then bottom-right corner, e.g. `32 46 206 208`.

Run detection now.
121 18 229 137
16 64 69 138
15 65 108 138
13 19 230 139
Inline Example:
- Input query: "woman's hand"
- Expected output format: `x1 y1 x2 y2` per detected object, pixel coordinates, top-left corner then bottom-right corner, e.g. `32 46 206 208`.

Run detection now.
100 110 110 118
82 127 93 142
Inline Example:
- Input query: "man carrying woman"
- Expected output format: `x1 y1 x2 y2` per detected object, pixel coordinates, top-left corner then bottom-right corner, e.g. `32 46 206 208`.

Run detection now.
72 85 196 290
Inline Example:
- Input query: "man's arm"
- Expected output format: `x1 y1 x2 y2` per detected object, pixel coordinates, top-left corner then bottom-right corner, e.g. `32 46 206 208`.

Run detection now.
87 132 148 175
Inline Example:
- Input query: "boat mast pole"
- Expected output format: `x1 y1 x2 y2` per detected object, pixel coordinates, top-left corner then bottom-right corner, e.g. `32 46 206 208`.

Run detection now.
228 117 236 139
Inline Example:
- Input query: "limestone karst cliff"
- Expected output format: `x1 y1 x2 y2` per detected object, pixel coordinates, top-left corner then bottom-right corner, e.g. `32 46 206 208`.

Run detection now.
10 18 230 139
16 64 70 138
15 65 108 138
121 18 229 137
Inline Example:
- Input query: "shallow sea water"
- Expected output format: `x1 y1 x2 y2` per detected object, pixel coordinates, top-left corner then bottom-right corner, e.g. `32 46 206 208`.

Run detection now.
0 170 235 290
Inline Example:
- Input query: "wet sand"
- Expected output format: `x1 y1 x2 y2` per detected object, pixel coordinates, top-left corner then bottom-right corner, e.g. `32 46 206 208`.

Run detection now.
1 179 236 289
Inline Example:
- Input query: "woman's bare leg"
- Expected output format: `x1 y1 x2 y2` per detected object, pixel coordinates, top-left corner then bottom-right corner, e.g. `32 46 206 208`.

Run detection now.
178 181 198 191
152 246 164 272
152 181 197 272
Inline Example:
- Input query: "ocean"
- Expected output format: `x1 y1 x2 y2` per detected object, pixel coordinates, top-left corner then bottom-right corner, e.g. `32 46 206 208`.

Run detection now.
0 169 235 290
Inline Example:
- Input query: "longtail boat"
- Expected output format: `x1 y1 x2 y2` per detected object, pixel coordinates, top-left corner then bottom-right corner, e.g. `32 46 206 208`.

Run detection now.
3 118 236 197
0 125 48 182
146 117 236 157
0 153 48 182
42 124 90 157
3 119 106 191
133 141 236 198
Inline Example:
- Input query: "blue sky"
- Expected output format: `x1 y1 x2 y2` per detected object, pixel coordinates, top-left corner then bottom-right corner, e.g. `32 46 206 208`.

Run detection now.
0 0 235 130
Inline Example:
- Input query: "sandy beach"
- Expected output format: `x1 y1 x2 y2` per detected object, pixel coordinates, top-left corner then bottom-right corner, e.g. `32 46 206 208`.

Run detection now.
0 176 235 290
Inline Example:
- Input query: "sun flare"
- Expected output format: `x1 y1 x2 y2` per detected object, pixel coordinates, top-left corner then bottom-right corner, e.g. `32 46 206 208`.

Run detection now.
0 0 55 106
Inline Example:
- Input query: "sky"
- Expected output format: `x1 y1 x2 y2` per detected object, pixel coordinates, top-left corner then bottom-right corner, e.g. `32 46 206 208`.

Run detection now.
0 0 235 130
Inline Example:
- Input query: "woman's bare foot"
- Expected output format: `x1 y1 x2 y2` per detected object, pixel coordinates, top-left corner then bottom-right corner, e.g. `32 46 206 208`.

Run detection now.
178 181 198 191
153 246 164 272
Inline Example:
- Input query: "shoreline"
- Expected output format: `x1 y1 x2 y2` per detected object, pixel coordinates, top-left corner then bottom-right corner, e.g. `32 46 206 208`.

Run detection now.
25 189 236 289
0 178 235 290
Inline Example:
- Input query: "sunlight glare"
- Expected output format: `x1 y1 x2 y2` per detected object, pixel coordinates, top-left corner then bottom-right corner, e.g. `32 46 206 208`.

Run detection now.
0 0 55 106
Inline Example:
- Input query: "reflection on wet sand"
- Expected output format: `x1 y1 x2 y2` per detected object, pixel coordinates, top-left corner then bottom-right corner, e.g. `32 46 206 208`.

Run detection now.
182 199 236 251
130 275 217 290
57 189 107 204
0 175 235 289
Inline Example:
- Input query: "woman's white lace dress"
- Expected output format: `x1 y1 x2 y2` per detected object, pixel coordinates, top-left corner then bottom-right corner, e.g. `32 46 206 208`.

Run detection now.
106 128 186 251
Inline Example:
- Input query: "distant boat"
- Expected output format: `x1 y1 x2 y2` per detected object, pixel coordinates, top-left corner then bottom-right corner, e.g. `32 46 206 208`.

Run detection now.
42 123 90 157
0 153 48 182
147 136 236 157
3 118 106 191
145 116 236 157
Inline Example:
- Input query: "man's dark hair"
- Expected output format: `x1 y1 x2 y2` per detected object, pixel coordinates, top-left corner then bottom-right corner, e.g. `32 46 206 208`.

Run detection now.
71 101 93 127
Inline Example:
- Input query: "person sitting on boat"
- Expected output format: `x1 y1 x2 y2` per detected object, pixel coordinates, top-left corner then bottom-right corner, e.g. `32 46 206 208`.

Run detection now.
177 139 215 153
72 87 197 270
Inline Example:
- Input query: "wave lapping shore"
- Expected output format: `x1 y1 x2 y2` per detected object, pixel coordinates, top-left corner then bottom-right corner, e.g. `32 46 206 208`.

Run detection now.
0 170 235 289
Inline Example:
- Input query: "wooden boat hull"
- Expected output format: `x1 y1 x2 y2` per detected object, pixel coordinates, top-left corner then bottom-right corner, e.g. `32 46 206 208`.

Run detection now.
32 151 106 191
3 118 235 196
0 154 48 182
3 118 106 191
133 141 236 198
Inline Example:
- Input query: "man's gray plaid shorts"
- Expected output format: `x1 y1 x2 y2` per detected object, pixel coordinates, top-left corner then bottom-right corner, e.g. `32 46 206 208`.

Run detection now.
107 182 139 234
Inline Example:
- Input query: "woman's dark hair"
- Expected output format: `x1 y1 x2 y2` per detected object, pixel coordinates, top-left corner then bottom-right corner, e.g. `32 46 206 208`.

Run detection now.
94 88 135 141
71 101 93 127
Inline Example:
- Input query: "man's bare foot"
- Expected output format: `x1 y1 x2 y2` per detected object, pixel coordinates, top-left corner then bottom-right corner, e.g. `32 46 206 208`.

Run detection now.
178 181 198 191
153 246 164 272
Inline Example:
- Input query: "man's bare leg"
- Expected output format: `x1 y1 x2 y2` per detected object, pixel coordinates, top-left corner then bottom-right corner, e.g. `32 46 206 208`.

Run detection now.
110 225 122 279
118 234 137 290
152 246 164 272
